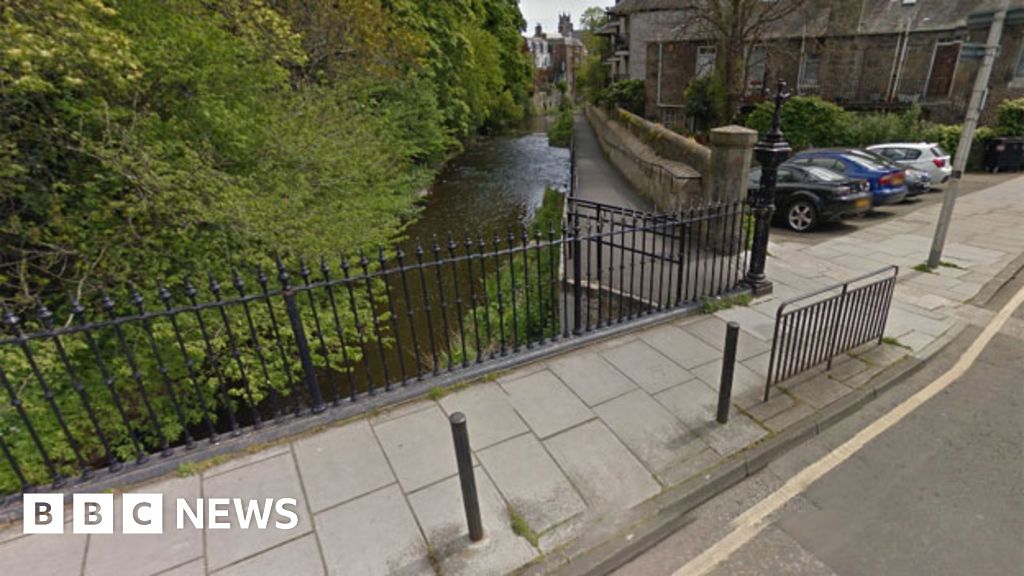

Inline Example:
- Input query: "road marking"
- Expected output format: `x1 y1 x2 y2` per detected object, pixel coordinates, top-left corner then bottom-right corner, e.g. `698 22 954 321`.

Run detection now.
673 283 1024 576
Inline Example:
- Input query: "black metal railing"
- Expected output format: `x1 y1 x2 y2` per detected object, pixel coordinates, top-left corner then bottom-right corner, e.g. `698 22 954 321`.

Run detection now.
763 266 898 400
565 197 752 334
0 200 753 501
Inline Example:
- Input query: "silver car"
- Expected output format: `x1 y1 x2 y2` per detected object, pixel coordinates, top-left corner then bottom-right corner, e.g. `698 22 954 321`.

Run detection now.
867 143 953 185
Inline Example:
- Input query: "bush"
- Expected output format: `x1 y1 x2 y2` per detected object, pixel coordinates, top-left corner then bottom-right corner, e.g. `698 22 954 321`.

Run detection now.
683 76 727 134
597 79 645 116
996 98 1024 135
745 96 850 151
547 108 574 148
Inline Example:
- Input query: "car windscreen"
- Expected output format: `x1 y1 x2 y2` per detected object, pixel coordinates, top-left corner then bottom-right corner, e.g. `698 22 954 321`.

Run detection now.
802 166 846 182
931 146 947 157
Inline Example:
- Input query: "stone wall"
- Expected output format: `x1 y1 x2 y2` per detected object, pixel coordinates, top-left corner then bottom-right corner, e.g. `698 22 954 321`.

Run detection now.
584 105 704 211
584 105 756 211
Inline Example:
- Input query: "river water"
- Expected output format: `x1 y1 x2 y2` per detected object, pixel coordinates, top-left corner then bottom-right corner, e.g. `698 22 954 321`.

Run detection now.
401 118 570 244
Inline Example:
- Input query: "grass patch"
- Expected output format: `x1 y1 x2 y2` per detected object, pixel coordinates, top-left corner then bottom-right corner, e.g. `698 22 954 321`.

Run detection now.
508 505 539 547
938 261 965 270
912 263 934 274
176 455 228 478
700 293 753 314
882 336 911 350
426 381 472 402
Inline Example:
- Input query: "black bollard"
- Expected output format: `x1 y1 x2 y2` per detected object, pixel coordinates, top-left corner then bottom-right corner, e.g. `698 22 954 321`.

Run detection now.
717 322 740 424
449 412 484 542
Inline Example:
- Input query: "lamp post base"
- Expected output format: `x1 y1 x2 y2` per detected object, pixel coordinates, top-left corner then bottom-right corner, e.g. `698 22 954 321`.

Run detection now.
744 276 774 297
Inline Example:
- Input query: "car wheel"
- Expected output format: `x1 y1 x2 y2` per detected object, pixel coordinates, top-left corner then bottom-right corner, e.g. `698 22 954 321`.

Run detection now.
786 200 818 232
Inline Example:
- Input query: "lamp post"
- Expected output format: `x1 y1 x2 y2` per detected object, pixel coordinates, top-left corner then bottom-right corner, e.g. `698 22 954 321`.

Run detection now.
745 81 792 296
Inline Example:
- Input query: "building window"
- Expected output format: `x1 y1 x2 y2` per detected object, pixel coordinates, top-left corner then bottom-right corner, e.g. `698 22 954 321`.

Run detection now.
925 42 962 99
800 53 820 87
747 45 767 92
696 46 717 79
1015 47 1024 80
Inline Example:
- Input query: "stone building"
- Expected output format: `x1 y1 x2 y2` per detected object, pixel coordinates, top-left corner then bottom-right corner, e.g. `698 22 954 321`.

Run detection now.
525 14 586 100
598 0 1024 126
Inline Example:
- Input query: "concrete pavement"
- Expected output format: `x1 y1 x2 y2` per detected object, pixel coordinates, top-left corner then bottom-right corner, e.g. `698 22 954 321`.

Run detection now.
611 267 1024 576
0 166 1021 575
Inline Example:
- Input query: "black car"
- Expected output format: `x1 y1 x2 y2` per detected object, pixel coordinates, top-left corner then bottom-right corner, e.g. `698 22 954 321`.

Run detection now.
747 164 873 232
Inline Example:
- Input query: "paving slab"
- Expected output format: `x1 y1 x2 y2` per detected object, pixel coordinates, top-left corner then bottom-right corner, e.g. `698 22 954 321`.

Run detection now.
639 323 721 369
85 475 203 576
713 306 778 341
314 484 431 576
680 316 771 361
547 351 636 406
0 530 86 576
599 339 693 394
162 559 205 576
658 447 723 486
700 413 769 457
213 534 324 576
763 403 818 432
373 405 458 493
595 389 703 473
501 370 594 439
786 376 854 410
691 358 765 406
654 379 719 427
293 419 395 513
408 468 536 576
745 392 797 423
438 382 529 450
477 434 585 534
544 420 660 511
203 452 312 571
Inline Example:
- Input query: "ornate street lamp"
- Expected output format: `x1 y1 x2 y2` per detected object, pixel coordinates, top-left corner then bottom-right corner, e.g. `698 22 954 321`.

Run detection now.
745 81 792 296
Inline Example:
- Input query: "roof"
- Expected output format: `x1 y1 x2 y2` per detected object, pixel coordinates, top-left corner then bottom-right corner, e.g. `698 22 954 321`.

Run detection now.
608 0 685 16
856 0 1022 35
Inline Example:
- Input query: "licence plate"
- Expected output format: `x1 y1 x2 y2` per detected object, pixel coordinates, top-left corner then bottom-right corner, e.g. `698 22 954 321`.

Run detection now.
856 198 871 209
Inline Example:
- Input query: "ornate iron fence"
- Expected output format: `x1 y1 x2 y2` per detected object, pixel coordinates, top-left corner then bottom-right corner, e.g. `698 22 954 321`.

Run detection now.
763 266 898 400
0 199 753 501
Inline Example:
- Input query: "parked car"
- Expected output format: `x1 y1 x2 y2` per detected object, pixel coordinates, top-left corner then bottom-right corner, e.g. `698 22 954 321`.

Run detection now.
904 167 932 196
747 164 873 232
787 149 909 206
867 142 953 184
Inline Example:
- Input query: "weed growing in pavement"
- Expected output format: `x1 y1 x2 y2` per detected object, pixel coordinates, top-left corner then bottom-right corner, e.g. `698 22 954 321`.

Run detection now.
509 505 540 547
700 293 753 314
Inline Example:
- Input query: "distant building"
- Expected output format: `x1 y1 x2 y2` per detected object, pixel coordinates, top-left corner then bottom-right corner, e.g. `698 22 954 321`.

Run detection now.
597 0 1024 125
525 14 586 100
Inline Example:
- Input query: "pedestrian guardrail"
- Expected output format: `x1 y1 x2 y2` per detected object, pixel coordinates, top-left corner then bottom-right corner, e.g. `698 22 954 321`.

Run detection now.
764 266 898 400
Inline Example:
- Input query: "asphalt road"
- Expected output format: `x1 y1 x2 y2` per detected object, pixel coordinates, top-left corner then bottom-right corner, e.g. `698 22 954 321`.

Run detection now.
772 172 1020 245
611 267 1024 576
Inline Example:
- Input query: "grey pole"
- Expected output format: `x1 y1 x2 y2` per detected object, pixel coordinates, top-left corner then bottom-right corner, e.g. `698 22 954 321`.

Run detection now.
928 0 1008 269
717 322 740 424
449 412 484 542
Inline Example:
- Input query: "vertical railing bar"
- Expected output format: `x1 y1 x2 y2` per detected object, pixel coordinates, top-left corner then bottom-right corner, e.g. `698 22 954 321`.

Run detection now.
596 216 604 328
3 306 90 472
826 283 850 370
299 261 339 404
464 236 483 363
506 231 520 351
209 276 262 428
477 237 495 355
520 228 533 348
447 237 470 366
493 235 508 356
279 262 325 412
342 255 376 393
128 286 195 444
104 292 174 449
0 431 28 493
320 259 360 400
257 270 303 415
76 300 147 460
360 252 394 389
764 309 785 401
380 248 409 385
0 364 60 485
37 302 117 468
232 273 282 418
628 216 638 319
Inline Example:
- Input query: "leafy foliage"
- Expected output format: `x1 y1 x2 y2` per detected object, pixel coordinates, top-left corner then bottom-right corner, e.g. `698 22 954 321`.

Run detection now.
548 108 575 148
995 98 1024 136
0 0 532 493
598 80 645 116
684 76 728 134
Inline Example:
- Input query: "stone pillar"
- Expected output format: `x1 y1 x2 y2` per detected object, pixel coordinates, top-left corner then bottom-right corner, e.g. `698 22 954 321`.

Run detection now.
705 126 757 256
707 125 758 202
